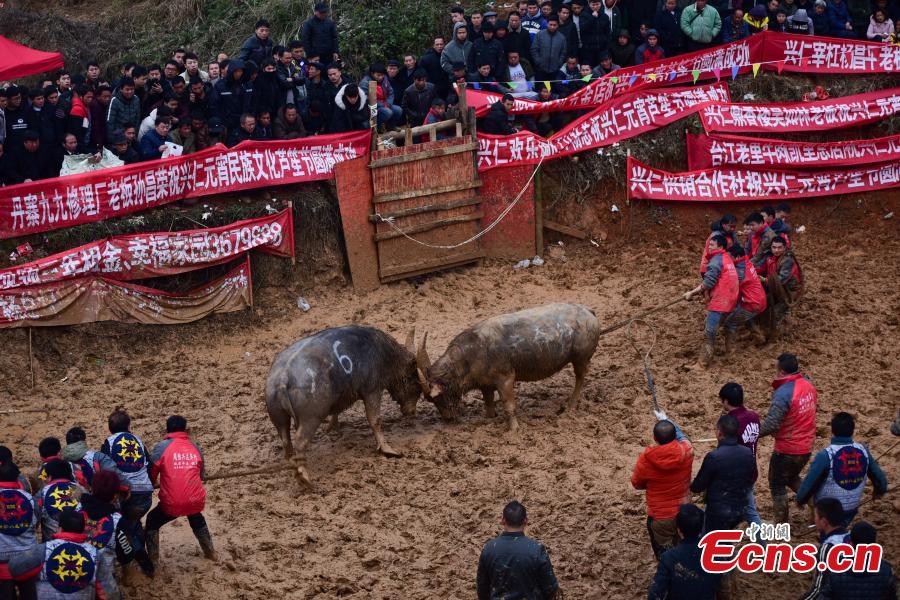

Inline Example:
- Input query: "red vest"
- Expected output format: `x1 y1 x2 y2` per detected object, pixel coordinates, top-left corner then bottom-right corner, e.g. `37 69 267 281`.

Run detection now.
738 257 767 313
705 250 739 312
772 373 817 454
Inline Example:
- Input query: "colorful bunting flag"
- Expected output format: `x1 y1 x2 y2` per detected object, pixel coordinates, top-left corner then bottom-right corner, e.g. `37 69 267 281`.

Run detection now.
691 69 701 84
561 79 569 85
668 70 677 81
752 63 761 77
581 74 592 82
628 75 638 86
648 73 658 81
472 82 481 90
713 68 721 81
731 65 739 80
544 80 551 90
611 76 619 84
776 61 784 74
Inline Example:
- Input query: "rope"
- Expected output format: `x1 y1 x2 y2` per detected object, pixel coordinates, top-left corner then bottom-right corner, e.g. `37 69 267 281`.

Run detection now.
204 462 295 482
626 319 660 413
596 296 685 337
372 157 544 250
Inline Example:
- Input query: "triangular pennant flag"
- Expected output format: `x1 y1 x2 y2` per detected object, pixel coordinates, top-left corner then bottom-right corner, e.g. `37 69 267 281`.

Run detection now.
581 74 592 82
668 70 677 81
611 76 619 84
713 68 721 81
561 79 569 85
472 82 481 90
731 65 739 80
776 61 784 75
752 63 761 78
691 69 701 84
628 75 638 86
544 80 551 90
505 81 516 89
527 81 534 91
648 73 657 81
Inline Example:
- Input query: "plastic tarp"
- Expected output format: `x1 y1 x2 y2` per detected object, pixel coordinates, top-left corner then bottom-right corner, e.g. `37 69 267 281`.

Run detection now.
0 36 64 81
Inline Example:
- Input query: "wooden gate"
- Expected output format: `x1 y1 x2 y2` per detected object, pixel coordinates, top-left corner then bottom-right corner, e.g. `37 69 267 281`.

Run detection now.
368 137 484 282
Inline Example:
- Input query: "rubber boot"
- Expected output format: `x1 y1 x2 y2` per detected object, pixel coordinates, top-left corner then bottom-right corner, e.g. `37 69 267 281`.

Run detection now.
749 322 766 345
699 340 715 368
772 494 790 526
194 526 218 561
145 529 160 563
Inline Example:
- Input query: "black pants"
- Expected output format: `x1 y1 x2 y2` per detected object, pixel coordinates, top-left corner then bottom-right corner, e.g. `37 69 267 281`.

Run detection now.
145 505 207 532
0 579 36 600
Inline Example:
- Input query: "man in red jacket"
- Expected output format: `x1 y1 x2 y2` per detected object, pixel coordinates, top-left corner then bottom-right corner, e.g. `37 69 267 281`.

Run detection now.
684 234 739 368
724 245 767 350
758 353 818 525
631 410 694 560
146 415 216 562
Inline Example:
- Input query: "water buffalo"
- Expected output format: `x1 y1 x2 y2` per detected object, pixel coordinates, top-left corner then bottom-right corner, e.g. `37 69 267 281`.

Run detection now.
265 326 421 483
415 303 600 431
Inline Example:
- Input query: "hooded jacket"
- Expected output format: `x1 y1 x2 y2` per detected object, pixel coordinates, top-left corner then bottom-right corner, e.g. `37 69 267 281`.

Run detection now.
211 59 249 129
329 84 368 133
786 9 814 33
631 422 693 520
441 23 474 75
106 89 142 135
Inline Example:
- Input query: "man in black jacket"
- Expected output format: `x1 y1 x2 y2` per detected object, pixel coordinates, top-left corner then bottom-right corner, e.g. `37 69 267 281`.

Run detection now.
210 60 248 134
479 94 517 135
301 3 340 64
504 13 534 63
402 70 436 126
690 414 756 533
467 22 505 78
819 521 897 599
329 84 368 133
476 501 559 600
654 0 686 57
418 37 448 99
2 130 53 184
579 1 611 67
648 504 721 600
239 19 274 65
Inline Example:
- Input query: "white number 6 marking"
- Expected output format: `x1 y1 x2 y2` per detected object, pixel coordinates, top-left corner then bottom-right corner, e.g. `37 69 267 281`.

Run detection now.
333 341 353 374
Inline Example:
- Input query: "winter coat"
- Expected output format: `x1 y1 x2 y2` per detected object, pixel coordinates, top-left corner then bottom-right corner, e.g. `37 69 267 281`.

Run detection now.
329 85 369 133
611 41 636 68
701 250 739 313
654 8 686 53
631 421 693 519
7 533 116 600
0 480 37 564
210 60 250 130
442 24 474 75
66 96 92 152
681 2 722 43
749 224 776 268
468 37 506 77
480 101 516 135
100 431 153 494
729 406 761 458
419 49 448 96
301 15 340 59
359 75 396 108
139 128 170 160
786 9 815 34
648 537 721 600
796 435 888 512
273 106 307 139
827 0 852 31
402 82 437 127
635 43 666 64
238 34 274 66
820 560 897 600
150 431 207 517
722 17 751 41
89 99 109 148
690 438 756 528
580 11 612 52
812 9 831 35
522 14 548 41
106 89 142 135
503 28 534 63
733 256 767 313
496 58 536 86
1 147 54 184
254 71 284 113
531 29 568 74
476 531 559 600
170 129 196 154
759 373 818 455
867 16 894 40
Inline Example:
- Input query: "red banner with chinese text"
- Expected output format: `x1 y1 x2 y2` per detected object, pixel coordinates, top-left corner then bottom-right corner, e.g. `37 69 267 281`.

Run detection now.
0 256 252 327
686 132 900 170
0 131 370 239
761 31 900 74
699 87 900 133
627 156 900 201
0 210 292 291
477 84 729 171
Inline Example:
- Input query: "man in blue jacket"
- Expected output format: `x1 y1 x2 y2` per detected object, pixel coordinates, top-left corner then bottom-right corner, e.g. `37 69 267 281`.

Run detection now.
648 504 720 600
796 412 888 527
476 501 559 600
239 19 274 65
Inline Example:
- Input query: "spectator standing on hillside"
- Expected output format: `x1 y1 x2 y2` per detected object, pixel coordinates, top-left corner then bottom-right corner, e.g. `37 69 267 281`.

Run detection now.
655 0 686 56
441 23 473 79
531 14 568 82
239 19 274 64
302 3 340 64
681 0 722 51
827 0 856 37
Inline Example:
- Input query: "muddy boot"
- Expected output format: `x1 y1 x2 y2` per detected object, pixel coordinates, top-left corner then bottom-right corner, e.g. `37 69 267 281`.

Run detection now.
772 495 790 526
145 529 160 563
724 330 737 357
194 526 218 561
749 323 766 345
691 340 715 369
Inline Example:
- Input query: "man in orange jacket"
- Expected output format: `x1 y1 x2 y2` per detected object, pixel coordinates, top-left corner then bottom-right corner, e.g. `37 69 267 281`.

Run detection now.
631 410 694 560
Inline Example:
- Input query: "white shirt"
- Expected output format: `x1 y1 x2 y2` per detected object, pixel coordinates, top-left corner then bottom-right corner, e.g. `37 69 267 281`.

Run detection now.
507 63 528 93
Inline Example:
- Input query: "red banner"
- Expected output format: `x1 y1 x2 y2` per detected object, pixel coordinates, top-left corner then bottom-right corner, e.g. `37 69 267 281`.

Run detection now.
0 210 292 291
0 257 252 327
477 84 729 171
762 32 900 74
627 156 900 201
700 87 900 134
0 131 370 240
687 132 900 170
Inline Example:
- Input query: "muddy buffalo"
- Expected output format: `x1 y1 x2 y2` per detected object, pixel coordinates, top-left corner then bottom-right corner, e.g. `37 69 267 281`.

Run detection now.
416 303 601 431
265 326 420 483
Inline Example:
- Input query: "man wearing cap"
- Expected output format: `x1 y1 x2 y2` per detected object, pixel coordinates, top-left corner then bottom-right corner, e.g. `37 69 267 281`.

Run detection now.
107 129 141 164
2 130 53 183
635 28 665 63
401 69 436 127
239 19 274 65
532 14 568 82
468 22 505 78
302 3 340 63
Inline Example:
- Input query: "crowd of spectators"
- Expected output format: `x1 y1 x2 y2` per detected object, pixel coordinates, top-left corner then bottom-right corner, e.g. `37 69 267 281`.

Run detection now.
0 0 898 184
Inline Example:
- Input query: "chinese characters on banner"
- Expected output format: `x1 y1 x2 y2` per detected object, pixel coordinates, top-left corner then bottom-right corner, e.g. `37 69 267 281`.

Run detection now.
0 131 370 239
0 210 293 291
0 257 252 327
687 133 900 169
766 31 900 73
478 85 729 171
627 156 900 201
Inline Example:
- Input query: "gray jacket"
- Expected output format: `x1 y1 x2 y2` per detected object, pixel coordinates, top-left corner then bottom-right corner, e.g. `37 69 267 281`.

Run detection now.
442 23 473 75
105 90 141 135
0 483 37 561
9 535 119 600
531 29 568 74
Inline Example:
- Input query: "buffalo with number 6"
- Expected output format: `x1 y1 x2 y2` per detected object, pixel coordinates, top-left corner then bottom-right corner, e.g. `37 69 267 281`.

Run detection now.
415 303 601 431
264 326 421 484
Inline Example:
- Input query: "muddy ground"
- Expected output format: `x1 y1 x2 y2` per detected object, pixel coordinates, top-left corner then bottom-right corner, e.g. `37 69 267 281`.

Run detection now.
1 194 898 599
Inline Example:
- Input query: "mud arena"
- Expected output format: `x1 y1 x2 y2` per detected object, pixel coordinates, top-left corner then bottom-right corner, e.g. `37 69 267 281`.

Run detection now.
1 193 898 599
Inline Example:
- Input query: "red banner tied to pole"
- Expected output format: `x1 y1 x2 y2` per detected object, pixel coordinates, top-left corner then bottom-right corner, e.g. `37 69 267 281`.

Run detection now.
0 131 370 240
0 256 252 327
478 84 729 171
627 156 900 201
762 31 900 74
700 87 900 133
0 209 293 291
687 132 900 170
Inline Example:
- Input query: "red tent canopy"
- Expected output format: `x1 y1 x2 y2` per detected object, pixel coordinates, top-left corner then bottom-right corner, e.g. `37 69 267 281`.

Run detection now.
0 36 64 81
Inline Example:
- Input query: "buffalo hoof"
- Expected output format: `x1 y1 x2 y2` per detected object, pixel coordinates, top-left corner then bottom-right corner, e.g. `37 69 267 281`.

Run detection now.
295 465 313 487
378 444 402 458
